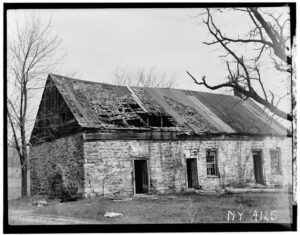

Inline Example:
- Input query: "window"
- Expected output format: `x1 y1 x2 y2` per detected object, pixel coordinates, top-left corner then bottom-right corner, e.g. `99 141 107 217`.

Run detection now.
60 109 73 123
206 150 219 177
270 148 282 174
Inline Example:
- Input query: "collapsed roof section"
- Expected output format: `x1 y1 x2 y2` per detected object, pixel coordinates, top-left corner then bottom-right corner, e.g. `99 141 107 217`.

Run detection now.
49 74 287 136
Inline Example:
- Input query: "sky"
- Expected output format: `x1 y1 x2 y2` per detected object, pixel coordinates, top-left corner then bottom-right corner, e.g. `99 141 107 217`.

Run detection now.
7 7 292 134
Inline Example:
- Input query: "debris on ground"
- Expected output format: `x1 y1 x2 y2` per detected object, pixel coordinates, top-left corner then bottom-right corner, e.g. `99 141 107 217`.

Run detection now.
195 189 221 195
266 182 276 188
112 198 133 201
225 187 284 194
32 200 48 207
245 182 267 188
186 188 197 192
195 189 204 194
104 212 123 218
133 194 158 199
219 189 226 195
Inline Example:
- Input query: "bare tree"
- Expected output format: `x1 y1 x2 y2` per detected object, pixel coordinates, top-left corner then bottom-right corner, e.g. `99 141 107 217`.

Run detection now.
187 7 293 121
7 13 63 197
112 64 178 88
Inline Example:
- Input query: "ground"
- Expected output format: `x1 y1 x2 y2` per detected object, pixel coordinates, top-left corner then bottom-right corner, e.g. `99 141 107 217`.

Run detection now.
8 192 293 225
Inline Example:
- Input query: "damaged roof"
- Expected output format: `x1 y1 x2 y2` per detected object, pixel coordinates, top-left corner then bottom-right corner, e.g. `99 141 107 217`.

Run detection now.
49 73 287 136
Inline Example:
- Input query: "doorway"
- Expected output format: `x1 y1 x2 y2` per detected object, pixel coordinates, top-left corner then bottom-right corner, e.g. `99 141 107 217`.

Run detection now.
134 160 149 194
252 150 265 185
50 173 63 198
186 158 199 189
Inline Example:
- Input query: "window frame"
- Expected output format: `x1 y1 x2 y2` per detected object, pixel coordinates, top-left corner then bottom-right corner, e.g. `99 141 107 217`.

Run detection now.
270 148 282 175
206 149 219 178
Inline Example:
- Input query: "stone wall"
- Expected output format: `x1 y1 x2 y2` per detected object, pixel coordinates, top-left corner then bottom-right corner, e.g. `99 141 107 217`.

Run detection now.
30 134 292 198
30 133 84 197
83 136 292 198
184 137 292 191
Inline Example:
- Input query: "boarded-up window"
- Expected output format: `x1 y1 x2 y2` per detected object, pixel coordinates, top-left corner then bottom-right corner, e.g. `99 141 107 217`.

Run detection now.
206 150 218 177
270 148 282 174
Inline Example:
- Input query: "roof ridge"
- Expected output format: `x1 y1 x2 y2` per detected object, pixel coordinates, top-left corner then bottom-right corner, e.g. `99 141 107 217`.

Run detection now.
50 73 115 87
49 73 237 98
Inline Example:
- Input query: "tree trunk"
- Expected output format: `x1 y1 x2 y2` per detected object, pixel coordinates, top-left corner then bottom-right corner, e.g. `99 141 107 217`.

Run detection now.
21 162 27 197
20 109 28 197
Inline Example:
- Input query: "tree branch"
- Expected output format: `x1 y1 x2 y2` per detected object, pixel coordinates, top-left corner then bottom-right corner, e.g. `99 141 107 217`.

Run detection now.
187 71 292 121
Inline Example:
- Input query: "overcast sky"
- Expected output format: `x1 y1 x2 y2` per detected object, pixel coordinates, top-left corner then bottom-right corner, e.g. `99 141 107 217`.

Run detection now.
7 7 292 132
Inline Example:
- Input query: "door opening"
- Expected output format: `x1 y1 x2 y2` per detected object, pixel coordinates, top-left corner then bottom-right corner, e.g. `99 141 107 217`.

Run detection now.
252 150 265 185
134 160 149 194
50 173 63 198
186 158 200 189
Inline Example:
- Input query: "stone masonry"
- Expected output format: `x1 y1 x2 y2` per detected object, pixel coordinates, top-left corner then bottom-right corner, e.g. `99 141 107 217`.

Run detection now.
82 136 292 198
30 133 84 197
30 134 292 198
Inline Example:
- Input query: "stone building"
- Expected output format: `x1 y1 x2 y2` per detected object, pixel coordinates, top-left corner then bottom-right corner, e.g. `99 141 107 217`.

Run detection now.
29 74 292 198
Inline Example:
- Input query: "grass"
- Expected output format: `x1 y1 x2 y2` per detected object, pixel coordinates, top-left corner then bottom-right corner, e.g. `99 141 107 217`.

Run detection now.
9 191 293 224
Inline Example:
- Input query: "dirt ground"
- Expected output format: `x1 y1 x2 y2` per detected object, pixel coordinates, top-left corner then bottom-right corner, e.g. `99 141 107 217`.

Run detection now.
9 209 103 225
8 191 293 225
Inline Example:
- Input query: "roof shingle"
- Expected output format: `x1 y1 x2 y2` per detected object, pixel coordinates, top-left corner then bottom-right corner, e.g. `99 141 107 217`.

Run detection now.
50 73 287 136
